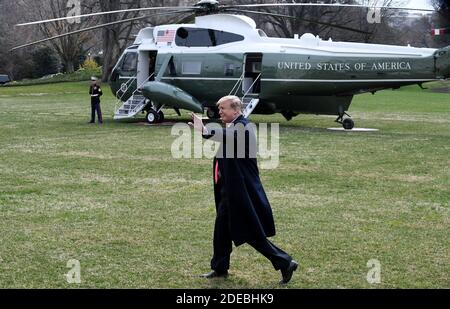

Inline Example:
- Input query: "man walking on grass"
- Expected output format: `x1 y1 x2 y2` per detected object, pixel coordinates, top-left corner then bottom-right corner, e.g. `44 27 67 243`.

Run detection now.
190 95 298 285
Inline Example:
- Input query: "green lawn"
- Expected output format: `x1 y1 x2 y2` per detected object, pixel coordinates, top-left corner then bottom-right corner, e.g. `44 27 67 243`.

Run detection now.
0 81 448 288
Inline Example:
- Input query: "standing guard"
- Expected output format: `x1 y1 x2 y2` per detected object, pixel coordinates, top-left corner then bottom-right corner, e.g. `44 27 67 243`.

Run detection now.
89 76 103 124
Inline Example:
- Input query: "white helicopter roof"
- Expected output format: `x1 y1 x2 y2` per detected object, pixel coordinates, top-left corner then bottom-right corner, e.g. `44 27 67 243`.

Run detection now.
195 14 257 33
134 14 259 45
133 14 436 58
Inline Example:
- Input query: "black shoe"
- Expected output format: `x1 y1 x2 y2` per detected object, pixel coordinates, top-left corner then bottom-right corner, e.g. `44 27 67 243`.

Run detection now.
200 270 228 279
279 260 298 284
88 121 95 124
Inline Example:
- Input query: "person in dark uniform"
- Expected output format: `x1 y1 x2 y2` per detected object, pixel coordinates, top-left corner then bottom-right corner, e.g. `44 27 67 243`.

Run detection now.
89 76 103 124
190 96 298 285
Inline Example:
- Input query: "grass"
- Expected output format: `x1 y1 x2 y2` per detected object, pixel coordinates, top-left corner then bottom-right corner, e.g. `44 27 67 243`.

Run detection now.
0 81 448 288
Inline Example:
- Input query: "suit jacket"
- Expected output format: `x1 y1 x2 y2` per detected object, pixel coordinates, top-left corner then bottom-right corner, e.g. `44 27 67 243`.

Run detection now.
203 115 276 246
89 85 103 104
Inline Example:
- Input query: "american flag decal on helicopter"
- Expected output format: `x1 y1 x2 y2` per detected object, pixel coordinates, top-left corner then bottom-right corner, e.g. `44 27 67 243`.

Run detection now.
156 29 176 43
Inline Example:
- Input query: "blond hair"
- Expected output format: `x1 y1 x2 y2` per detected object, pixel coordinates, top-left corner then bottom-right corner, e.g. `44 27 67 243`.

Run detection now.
216 95 242 111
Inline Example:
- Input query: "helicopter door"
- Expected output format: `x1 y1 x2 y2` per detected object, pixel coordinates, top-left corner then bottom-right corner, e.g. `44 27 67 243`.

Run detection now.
149 51 157 81
243 53 263 95
137 51 157 84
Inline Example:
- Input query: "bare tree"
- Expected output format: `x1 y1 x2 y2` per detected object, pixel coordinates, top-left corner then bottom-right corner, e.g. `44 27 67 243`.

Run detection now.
242 0 366 41
98 0 187 82
431 0 450 46
355 0 397 43
8 0 187 80
0 0 37 79
433 0 450 14
99 0 140 82
401 16 434 48
222 0 405 44
16 0 99 73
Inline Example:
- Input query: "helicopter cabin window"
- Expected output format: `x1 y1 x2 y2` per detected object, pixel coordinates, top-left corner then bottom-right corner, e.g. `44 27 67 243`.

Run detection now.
257 29 268 37
224 63 235 76
121 52 138 72
175 27 244 47
215 31 245 45
182 61 202 75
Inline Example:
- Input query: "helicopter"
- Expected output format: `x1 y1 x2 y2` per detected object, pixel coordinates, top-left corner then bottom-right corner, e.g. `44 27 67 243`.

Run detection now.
12 0 445 130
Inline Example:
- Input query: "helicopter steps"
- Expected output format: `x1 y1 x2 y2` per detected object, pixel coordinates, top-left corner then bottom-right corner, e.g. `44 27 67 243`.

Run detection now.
114 94 147 120
242 97 260 118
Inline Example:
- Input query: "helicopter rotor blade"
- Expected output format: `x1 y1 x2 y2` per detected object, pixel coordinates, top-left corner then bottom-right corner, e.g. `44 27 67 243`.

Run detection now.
10 10 192 52
224 3 434 12
227 9 371 35
174 13 197 25
16 6 197 27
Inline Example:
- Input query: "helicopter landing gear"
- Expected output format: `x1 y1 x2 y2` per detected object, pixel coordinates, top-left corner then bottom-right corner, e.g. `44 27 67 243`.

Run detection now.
158 110 165 122
335 112 354 130
281 110 299 121
145 104 165 124
206 107 220 119
146 110 159 124
343 118 354 130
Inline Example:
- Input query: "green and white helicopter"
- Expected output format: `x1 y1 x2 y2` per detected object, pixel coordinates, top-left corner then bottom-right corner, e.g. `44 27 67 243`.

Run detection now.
14 1 445 129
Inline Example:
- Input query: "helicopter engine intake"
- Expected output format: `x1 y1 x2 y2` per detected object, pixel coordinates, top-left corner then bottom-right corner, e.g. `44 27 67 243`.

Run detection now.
435 46 450 79
140 81 204 114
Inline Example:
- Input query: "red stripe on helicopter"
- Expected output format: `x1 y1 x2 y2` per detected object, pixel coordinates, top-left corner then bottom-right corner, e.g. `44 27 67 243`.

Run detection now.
157 30 176 42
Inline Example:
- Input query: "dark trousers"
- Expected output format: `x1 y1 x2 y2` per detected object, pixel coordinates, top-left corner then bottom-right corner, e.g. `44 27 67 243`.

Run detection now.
210 184 292 273
91 102 103 123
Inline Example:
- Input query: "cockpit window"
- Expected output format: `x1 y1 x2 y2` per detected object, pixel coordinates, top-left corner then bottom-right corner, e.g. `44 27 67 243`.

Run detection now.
175 28 244 47
121 52 137 72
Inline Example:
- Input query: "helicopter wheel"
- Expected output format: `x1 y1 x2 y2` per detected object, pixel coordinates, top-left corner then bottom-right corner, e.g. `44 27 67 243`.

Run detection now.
146 110 160 124
206 107 220 119
158 111 165 123
342 118 354 130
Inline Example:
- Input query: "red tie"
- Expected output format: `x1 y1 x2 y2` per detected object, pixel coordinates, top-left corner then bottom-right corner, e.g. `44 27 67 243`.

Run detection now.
214 160 219 185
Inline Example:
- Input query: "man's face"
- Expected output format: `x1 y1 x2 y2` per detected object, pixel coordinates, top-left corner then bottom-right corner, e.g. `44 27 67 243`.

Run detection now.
218 100 239 124
91 80 97 86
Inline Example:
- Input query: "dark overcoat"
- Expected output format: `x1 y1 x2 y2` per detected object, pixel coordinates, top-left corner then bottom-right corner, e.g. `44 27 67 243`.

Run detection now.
204 115 276 246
